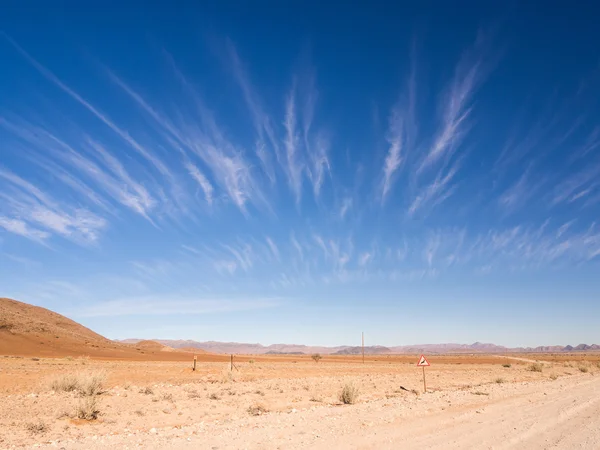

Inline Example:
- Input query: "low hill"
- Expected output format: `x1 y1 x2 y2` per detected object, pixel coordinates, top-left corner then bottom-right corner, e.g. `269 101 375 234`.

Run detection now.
0 298 223 361
334 346 391 355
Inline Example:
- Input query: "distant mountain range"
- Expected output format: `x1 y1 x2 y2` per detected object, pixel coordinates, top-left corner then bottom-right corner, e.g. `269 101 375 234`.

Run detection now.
118 339 600 355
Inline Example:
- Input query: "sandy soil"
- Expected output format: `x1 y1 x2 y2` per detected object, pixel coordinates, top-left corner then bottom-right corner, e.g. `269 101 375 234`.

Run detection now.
1 354 599 449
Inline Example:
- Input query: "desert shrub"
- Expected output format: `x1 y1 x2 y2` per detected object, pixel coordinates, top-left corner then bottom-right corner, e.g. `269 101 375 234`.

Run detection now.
502 364 511 368
472 391 489 396
550 373 558 380
51 374 79 392
140 386 154 395
311 353 322 363
247 403 268 416
162 393 174 402
255 390 265 396
209 393 220 400
248 359 255 364
339 383 359 404
187 390 201 399
529 363 543 372
76 396 100 420
25 420 48 434
77 371 106 396
579 366 589 373
50 371 105 396
495 377 505 384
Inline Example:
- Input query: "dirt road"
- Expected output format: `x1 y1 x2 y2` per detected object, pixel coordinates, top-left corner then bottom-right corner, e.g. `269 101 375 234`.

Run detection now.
31 373 599 449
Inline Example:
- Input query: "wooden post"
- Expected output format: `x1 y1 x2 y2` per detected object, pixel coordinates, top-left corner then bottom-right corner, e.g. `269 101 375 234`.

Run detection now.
193 355 197 371
230 354 233 372
423 366 426 393
362 332 364 364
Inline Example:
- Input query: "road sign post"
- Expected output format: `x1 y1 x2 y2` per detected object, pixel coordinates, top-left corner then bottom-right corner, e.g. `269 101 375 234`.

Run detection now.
416 354 430 393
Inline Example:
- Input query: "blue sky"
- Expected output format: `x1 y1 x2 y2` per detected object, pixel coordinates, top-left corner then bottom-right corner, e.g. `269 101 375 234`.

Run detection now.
1 3 599 348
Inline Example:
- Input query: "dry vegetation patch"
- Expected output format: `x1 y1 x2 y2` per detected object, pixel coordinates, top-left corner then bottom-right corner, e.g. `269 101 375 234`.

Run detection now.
339 383 359 404
50 370 106 396
529 363 543 373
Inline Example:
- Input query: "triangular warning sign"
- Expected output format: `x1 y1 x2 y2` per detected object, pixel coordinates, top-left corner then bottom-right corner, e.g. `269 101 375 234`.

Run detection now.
416 354 430 366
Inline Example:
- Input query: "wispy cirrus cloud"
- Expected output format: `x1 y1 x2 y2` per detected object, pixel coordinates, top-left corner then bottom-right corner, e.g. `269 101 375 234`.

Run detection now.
408 163 458 217
71 295 281 317
0 167 106 244
225 40 279 183
381 43 417 202
283 84 304 203
419 32 492 172
0 217 50 242
4 36 173 179
185 161 214 205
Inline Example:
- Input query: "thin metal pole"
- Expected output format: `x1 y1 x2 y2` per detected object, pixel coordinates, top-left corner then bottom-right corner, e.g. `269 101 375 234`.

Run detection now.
362 332 364 364
423 366 426 393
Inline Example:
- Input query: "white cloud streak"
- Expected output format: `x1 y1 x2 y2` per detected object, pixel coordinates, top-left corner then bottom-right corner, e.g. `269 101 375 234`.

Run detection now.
5 36 172 178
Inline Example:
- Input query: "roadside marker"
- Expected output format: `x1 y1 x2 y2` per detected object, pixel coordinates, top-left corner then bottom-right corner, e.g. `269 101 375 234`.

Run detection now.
416 354 430 392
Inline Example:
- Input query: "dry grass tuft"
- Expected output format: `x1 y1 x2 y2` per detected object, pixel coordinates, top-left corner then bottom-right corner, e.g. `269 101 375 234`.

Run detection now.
472 391 489 396
529 363 543 373
139 386 154 395
495 377 505 384
339 383 359 405
50 371 106 396
579 366 589 373
502 364 511 368
550 373 559 380
209 393 220 400
25 420 48 434
247 403 268 416
75 396 100 420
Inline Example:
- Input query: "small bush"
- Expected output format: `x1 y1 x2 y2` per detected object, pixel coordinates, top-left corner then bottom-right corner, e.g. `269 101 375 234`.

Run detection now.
76 396 100 420
209 393 220 400
51 374 79 392
495 377 505 384
311 353 322 363
247 403 268 416
50 371 105 396
77 372 106 396
579 366 589 373
25 420 48 434
162 393 174 402
255 390 265 396
529 363 543 372
502 364 511 368
140 386 154 395
339 383 359 404
472 391 489 396
550 373 558 380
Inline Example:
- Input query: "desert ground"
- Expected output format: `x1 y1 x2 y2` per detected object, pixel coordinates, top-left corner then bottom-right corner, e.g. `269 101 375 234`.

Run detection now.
2 298 600 449
1 353 600 449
